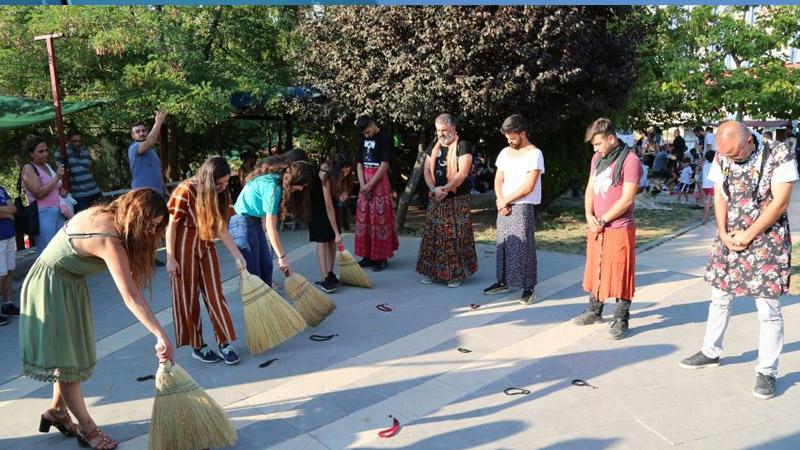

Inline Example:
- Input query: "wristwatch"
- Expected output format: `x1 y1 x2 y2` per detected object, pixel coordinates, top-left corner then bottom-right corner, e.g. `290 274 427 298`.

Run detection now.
597 218 607 228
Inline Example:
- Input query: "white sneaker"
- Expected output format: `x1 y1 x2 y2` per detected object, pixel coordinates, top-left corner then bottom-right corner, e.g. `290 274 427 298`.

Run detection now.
447 280 462 288
420 276 433 285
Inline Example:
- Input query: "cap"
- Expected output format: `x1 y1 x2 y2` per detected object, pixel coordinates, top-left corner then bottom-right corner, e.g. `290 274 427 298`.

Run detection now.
355 115 372 134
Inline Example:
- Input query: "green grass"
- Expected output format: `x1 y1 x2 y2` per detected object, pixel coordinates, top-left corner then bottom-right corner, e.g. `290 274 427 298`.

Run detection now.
401 193 705 255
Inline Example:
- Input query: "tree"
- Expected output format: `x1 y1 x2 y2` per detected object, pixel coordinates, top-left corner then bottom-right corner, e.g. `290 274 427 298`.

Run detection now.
0 6 297 188
618 5 800 129
290 6 645 228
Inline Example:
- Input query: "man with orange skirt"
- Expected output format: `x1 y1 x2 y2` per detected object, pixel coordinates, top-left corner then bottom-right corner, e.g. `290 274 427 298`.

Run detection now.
573 118 642 340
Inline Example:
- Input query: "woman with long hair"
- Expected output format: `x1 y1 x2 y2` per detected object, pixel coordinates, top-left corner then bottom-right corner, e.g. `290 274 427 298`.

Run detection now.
166 156 246 366
233 149 314 284
20 135 66 256
308 152 354 292
20 188 174 450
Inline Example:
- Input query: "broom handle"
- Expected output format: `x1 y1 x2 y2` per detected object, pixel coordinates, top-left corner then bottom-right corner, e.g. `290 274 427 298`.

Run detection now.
155 343 172 371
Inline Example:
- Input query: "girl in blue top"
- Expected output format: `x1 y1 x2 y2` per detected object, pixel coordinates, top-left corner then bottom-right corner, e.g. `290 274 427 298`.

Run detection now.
232 150 314 285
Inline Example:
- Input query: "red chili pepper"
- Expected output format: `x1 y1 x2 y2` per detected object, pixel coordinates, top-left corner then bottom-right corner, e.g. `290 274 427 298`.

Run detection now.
378 415 400 438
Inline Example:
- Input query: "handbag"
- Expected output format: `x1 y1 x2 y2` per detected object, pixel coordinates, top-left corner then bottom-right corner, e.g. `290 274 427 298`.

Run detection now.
15 164 40 236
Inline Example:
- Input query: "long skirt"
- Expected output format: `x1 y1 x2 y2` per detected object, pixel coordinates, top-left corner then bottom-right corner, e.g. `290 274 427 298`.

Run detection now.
416 195 478 282
496 203 537 290
355 167 399 260
582 227 636 302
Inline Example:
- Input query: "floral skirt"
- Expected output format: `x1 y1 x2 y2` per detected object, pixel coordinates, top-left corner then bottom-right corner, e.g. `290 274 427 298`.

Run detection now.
496 203 537 290
416 195 478 282
354 167 399 260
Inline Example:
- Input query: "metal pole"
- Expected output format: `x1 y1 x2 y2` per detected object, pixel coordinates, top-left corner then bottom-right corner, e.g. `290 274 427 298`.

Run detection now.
34 32 70 192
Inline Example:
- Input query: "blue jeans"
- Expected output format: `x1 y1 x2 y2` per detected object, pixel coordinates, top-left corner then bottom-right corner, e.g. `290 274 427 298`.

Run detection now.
243 216 273 286
36 207 65 257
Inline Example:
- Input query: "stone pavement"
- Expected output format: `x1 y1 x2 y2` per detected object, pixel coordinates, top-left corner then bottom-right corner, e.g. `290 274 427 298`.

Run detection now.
0 185 798 450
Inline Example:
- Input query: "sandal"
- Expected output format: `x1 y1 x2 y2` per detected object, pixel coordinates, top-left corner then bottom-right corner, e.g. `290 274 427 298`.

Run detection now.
76 427 118 450
39 408 78 437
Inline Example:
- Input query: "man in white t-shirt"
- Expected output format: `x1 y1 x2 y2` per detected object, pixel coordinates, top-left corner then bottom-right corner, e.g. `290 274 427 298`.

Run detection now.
679 121 798 400
483 114 544 305
704 126 716 155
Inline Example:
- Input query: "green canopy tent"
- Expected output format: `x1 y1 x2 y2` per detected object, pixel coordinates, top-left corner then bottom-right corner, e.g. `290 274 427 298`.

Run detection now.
0 95 104 130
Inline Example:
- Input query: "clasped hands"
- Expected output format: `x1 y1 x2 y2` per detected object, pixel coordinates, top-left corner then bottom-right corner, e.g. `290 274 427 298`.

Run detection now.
720 230 753 252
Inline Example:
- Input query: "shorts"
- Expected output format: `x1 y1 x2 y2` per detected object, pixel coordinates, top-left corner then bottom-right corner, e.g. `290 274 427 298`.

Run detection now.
702 187 714 197
0 237 16 276
678 182 693 193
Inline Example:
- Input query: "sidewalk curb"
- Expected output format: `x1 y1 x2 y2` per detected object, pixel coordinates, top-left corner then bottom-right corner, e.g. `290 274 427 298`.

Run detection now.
636 219 707 255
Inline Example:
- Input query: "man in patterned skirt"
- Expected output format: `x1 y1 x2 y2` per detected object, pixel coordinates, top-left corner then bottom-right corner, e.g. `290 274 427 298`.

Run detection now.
679 121 798 400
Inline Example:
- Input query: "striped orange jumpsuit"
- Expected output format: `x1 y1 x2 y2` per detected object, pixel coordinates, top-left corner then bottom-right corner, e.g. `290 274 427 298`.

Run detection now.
168 182 236 348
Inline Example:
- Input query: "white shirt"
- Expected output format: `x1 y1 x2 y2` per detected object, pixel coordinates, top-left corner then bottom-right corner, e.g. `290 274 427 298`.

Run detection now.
701 161 714 188
495 146 545 205
707 154 799 185
704 132 716 152
679 166 693 184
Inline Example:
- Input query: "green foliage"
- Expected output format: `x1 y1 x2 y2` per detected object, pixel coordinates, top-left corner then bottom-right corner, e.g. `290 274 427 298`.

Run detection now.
0 6 298 185
290 6 645 204
618 5 800 128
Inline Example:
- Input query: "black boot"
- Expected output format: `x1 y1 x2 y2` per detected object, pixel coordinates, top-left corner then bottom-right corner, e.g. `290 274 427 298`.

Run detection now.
572 296 604 326
607 299 631 340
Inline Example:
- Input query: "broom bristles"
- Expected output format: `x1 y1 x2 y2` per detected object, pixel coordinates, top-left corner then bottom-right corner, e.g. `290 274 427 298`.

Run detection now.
241 271 307 355
336 248 372 288
284 273 336 327
149 362 236 450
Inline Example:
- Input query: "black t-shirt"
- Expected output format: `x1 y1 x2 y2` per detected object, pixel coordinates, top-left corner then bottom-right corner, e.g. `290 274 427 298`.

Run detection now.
356 129 392 168
426 139 473 197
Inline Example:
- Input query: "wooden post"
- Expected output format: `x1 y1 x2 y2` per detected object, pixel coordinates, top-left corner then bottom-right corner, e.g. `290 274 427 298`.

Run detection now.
395 129 428 231
34 32 69 192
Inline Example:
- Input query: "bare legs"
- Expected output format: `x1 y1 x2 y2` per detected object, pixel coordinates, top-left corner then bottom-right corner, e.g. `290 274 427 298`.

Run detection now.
50 381 118 448
316 241 337 279
52 382 94 432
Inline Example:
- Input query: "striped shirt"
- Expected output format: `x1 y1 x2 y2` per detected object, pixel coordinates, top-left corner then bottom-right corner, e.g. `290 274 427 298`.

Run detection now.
56 146 101 199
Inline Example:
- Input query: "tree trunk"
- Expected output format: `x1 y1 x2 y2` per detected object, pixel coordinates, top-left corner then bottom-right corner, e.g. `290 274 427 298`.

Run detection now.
285 113 294 151
167 125 179 182
395 129 427 231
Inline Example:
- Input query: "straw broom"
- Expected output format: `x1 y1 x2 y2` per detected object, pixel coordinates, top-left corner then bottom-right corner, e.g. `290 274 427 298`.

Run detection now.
284 273 336 327
336 243 372 288
149 360 236 450
240 270 307 355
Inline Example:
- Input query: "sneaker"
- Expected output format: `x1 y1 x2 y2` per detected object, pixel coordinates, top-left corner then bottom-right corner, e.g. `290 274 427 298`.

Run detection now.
328 272 342 288
519 290 536 305
219 344 240 366
192 344 222 364
319 277 337 294
678 351 720 370
483 282 510 295
420 276 433 285
447 280 462 288
357 258 374 268
1 302 20 316
753 373 776 400
0 315 8 326
373 259 388 272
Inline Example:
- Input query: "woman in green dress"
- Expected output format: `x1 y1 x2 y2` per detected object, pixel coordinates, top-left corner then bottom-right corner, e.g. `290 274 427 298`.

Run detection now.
20 188 174 450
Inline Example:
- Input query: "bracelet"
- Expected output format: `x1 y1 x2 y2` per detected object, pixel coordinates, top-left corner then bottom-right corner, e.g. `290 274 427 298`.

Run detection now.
277 254 286 259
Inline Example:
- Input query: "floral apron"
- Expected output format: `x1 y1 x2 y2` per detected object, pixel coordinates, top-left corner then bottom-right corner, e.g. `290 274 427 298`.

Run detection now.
704 139 793 298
